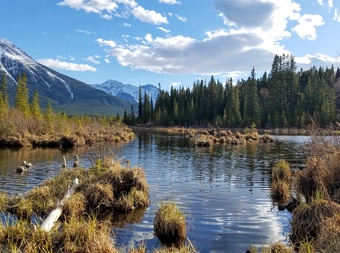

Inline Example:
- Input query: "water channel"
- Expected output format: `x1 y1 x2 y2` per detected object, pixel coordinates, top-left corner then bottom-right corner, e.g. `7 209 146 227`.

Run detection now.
0 131 310 252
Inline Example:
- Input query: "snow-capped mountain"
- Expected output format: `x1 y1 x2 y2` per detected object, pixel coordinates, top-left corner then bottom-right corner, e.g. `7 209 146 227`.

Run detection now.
92 80 160 104
0 38 134 115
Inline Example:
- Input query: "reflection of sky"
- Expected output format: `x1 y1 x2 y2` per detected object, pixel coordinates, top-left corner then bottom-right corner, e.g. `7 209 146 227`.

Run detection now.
114 133 301 252
0 132 301 252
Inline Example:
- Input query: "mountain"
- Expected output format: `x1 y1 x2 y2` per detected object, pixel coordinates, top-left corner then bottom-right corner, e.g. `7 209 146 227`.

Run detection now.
92 80 160 104
0 38 136 115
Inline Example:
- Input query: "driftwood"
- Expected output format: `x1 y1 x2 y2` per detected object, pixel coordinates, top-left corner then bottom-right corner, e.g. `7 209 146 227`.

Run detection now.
41 178 79 232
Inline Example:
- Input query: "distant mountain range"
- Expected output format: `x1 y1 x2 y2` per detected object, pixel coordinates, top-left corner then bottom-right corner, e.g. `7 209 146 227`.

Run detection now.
92 80 160 104
0 38 159 115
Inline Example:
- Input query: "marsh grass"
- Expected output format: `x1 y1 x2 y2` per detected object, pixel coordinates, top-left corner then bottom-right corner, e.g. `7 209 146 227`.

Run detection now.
314 213 340 253
59 215 118 253
154 202 187 248
154 246 194 253
248 242 294 253
270 160 291 204
290 198 340 245
0 192 8 211
272 160 291 182
0 146 150 252
270 181 291 203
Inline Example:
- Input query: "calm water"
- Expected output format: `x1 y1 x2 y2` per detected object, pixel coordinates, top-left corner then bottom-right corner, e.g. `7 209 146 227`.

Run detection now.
0 132 310 253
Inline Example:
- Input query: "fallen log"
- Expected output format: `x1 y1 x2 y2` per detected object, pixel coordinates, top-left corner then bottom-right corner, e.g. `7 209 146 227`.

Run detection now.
41 178 79 232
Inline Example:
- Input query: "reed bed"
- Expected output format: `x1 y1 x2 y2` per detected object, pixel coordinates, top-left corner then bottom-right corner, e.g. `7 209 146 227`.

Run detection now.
0 150 151 252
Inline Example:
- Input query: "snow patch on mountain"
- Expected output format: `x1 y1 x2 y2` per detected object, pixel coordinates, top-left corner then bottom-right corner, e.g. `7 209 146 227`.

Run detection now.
92 80 160 103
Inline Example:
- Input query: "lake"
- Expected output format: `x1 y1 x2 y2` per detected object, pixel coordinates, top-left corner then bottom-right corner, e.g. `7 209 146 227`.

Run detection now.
0 131 310 252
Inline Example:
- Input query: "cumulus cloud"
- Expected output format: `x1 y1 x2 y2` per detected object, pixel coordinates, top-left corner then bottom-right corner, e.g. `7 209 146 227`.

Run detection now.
214 0 275 29
131 6 168 25
58 0 118 19
37 59 97 72
106 31 274 75
58 0 167 24
295 53 340 69
292 14 325 40
90 0 337 79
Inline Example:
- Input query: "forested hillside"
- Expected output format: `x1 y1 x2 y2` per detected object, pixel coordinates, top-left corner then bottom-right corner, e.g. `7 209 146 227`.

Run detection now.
126 54 340 128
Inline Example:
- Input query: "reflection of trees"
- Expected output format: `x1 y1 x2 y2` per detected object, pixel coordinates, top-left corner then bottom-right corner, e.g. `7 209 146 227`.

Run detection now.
191 140 307 191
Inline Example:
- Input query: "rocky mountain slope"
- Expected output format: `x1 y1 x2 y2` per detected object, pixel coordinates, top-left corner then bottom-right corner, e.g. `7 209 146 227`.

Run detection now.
0 38 136 115
92 80 160 104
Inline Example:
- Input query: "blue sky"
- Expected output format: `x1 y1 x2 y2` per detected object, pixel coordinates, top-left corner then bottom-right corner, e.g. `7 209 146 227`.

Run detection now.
1 0 340 90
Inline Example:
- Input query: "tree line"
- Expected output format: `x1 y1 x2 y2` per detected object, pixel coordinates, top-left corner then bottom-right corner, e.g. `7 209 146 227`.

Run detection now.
124 54 339 128
0 73 122 138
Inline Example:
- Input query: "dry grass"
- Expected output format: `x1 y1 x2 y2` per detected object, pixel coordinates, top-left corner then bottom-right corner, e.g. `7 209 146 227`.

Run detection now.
246 242 294 253
295 156 332 203
59 216 118 253
315 213 340 253
270 181 291 203
290 198 340 245
272 160 291 183
154 202 187 248
154 246 194 253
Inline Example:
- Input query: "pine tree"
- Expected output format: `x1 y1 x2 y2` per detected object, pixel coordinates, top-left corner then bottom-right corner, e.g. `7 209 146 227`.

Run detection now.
30 90 42 120
15 73 30 116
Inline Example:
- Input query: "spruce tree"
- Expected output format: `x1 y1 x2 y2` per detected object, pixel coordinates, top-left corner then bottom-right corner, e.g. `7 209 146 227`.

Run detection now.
15 73 30 117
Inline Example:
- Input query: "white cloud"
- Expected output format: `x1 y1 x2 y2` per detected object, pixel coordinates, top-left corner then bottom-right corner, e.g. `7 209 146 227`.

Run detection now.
37 59 97 72
122 22 131 27
85 55 101 64
334 9 340 22
157 27 170 33
171 82 181 87
295 53 340 69
159 0 181 4
131 6 168 25
215 0 275 29
107 31 274 75
104 58 110 64
97 38 117 48
75 29 96 35
175 14 187 22
292 14 325 40
316 0 323 5
58 0 118 19
328 0 333 8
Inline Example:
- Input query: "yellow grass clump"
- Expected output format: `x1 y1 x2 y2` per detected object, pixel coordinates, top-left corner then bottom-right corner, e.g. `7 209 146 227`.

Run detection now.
154 202 187 248
272 160 291 182
270 160 291 204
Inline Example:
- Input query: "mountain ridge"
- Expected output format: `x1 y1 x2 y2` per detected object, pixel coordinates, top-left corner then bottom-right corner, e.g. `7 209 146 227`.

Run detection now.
0 38 137 115
92 79 160 104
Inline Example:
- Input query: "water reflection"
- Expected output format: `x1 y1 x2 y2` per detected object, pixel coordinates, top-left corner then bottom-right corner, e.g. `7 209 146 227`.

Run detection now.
0 133 310 252
114 133 309 252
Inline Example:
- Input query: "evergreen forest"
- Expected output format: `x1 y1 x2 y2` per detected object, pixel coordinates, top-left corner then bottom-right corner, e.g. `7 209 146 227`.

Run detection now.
124 54 340 128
